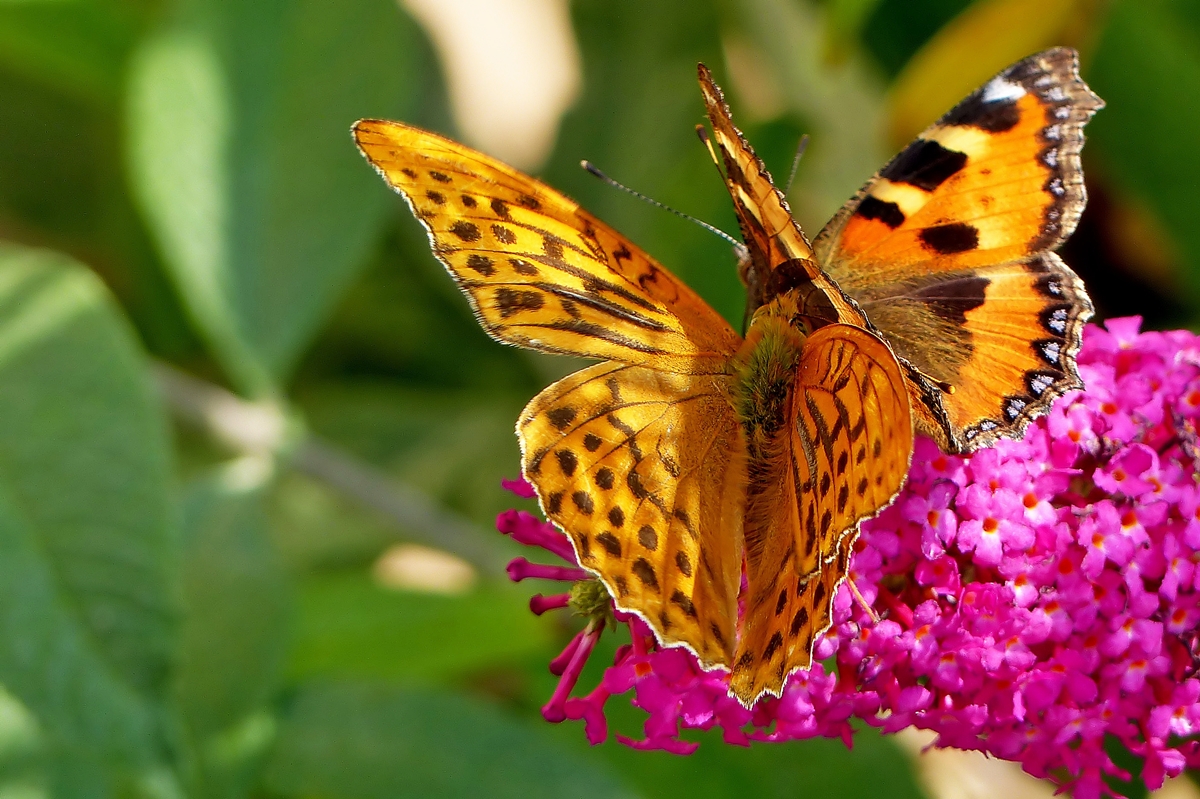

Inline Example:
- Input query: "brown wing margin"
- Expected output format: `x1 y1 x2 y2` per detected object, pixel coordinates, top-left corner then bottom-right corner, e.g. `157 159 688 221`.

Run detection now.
730 324 912 704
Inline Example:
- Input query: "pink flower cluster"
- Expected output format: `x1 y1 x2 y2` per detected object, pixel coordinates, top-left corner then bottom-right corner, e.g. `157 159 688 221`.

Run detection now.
497 318 1200 797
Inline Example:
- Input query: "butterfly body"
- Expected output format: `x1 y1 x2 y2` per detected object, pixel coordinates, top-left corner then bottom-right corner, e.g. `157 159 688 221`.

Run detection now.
353 48 1098 706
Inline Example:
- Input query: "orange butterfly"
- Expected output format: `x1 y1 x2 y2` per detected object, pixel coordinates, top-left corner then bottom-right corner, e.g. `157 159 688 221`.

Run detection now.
353 47 1099 706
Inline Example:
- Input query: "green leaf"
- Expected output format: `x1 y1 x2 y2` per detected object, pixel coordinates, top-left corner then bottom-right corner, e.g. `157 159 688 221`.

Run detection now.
0 242 175 698
541 0 743 325
288 572 551 684
883 0 1100 147
590 722 926 799
0 242 177 791
0 0 145 105
294 384 527 530
127 0 425 395
1085 0 1200 307
173 461 290 799
728 0 887 227
263 682 637 799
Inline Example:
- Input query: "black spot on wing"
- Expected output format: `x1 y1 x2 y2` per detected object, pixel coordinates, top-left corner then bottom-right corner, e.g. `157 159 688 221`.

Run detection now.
572 490 594 515
632 557 658 589
790 606 809 636
595 467 614 490
855 196 905 229
880 139 968 192
763 631 784 660
919 223 979 255
671 590 697 617
547 407 576 430
555 449 577 476
942 90 1021 133
466 254 495 276
596 531 621 556
449 220 481 242
495 288 544 317
910 274 990 325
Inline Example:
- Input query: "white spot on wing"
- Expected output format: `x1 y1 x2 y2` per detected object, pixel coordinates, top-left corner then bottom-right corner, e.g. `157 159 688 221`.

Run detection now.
982 77 1026 104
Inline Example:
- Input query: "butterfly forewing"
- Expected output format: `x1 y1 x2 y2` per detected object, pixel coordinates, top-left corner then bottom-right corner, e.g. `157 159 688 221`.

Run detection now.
732 324 912 704
519 363 745 667
697 65 867 329
812 48 1100 450
353 120 741 374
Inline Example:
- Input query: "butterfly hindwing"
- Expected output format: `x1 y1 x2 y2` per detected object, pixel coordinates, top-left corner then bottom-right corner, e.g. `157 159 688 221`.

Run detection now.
519 363 745 667
812 48 1100 450
353 120 741 374
731 324 912 704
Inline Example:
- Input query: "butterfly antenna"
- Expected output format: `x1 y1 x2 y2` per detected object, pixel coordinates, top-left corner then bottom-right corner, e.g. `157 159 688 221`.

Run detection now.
581 160 743 249
784 134 810 194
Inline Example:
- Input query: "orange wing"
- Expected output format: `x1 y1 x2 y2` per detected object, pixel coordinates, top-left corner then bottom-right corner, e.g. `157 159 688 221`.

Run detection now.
519 363 745 668
354 119 749 669
353 120 741 374
697 65 867 331
812 48 1100 450
731 324 912 705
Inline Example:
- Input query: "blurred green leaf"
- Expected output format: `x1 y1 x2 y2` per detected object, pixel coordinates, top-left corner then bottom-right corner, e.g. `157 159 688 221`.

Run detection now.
591 722 926 799
862 0 973 77
0 242 177 792
1104 734 1149 799
542 0 744 326
884 0 1102 146
295 226 546 396
0 7 200 366
0 686 46 797
295 384 527 531
1086 0 1200 308
825 0 887 61
0 0 145 105
729 0 887 227
173 461 290 799
0 242 176 696
263 682 637 799
288 572 551 684
127 0 425 395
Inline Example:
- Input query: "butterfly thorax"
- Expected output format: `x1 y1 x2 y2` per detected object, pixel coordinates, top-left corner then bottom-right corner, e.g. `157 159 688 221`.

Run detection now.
729 300 807 462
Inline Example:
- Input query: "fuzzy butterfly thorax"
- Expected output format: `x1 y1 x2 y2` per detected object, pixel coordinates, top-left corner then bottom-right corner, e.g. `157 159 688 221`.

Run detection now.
353 48 1098 706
